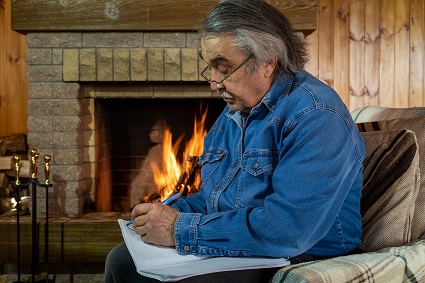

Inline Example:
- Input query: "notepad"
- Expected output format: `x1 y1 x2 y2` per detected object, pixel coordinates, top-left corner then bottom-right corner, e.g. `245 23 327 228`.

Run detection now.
118 219 290 282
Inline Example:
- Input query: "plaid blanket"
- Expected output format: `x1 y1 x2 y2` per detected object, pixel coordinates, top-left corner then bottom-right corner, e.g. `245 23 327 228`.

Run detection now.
272 240 425 283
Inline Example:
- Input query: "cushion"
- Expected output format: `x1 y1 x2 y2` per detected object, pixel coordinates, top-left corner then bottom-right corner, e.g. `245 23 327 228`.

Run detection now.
272 252 405 283
351 106 425 123
358 116 425 241
360 129 420 251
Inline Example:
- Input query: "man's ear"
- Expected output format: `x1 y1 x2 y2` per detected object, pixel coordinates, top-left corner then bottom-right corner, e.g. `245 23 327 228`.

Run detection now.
264 56 278 78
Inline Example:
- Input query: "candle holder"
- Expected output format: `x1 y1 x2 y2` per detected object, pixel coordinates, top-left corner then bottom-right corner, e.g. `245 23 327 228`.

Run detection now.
12 149 53 283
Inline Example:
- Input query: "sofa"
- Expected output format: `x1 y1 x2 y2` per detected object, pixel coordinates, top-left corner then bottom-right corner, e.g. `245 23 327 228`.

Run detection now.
272 107 425 283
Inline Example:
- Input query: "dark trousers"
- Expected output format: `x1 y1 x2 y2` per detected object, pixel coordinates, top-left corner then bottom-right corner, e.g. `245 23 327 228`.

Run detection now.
104 242 362 283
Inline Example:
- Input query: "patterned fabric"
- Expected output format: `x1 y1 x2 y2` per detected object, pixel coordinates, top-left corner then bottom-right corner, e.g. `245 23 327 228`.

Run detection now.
272 240 425 283
357 117 425 241
272 252 405 283
360 129 420 251
389 239 425 282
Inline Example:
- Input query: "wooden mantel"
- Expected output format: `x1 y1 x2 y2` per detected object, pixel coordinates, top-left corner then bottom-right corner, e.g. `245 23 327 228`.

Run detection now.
11 0 317 34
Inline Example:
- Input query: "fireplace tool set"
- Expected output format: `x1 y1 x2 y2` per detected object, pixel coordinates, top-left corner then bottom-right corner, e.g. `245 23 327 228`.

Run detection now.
12 149 53 283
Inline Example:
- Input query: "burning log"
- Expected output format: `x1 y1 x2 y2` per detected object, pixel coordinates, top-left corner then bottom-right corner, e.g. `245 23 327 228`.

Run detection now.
143 155 201 203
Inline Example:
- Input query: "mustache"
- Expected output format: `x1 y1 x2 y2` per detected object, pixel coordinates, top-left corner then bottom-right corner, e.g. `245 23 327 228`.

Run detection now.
219 90 234 99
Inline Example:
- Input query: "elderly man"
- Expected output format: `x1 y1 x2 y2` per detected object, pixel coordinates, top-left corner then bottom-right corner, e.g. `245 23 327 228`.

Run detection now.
105 0 365 282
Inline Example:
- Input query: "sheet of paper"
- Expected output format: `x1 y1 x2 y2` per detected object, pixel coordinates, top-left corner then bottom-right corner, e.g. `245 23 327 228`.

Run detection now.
118 219 290 282
118 219 208 269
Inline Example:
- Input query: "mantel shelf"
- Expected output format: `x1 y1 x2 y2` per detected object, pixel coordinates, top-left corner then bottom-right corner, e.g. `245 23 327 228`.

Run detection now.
12 0 317 34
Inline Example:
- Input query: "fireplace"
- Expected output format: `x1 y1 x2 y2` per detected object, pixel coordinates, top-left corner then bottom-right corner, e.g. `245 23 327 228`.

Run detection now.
103 97 225 212
13 1 317 216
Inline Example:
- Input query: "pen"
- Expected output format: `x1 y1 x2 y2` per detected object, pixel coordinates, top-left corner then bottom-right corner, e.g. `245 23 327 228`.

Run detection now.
126 192 181 227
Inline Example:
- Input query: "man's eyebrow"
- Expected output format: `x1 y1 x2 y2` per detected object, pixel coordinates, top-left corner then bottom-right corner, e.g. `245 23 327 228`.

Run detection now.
198 50 227 64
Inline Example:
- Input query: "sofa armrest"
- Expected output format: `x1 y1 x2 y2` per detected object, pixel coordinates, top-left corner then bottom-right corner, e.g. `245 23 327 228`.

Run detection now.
272 239 425 283
272 252 404 283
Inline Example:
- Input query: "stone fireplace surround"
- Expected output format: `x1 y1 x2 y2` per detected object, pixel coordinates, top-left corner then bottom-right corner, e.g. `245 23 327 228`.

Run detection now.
26 31 218 216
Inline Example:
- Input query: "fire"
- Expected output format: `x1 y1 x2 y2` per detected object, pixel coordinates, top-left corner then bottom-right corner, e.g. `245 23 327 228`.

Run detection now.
150 106 208 202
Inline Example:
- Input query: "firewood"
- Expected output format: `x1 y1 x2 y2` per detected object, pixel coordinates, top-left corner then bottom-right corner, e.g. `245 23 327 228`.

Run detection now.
0 156 13 170
0 172 8 189
0 133 27 156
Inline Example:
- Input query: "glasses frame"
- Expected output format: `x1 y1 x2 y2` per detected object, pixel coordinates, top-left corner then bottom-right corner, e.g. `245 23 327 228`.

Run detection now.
201 53 254 87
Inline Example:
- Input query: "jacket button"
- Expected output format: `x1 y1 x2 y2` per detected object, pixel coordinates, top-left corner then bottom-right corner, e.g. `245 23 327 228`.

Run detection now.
253 163 259 169
184 245 190 252
215 186 221 190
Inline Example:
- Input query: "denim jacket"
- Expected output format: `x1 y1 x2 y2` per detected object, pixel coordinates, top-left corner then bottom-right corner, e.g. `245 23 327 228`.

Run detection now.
172 70 366 258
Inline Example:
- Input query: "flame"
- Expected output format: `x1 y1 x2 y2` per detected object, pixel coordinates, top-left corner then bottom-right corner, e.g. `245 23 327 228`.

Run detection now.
151 106 208 201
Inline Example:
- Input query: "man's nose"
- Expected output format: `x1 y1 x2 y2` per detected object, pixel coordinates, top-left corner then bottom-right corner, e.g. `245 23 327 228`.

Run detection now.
209 81 224 91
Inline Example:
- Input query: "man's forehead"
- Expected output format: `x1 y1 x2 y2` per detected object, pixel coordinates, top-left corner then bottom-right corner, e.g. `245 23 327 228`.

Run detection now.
200 35 236 63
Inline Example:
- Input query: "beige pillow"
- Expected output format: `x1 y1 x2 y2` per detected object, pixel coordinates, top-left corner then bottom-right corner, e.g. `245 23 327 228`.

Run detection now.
358 116 425 241
360 129 420 251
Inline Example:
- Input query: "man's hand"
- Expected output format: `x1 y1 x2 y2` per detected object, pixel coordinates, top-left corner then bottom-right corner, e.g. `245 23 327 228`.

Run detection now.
131 203 180 247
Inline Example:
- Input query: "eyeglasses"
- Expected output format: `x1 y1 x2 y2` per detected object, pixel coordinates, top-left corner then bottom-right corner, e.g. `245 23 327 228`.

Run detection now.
201 53 254 87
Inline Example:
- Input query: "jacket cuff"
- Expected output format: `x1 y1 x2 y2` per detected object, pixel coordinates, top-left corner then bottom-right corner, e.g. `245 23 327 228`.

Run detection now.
174 212 202 255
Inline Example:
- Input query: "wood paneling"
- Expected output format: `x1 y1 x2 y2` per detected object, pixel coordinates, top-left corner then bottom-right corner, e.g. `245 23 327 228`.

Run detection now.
305 0 425 110
0 0 28 137
11 0 317 34
410 0 425 107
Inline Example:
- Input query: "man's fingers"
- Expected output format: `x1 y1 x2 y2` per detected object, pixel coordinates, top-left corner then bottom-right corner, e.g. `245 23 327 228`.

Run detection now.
131 203 152 219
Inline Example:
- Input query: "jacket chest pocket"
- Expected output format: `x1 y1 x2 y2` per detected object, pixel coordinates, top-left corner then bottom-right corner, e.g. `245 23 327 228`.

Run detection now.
200 148 227 183
240 150 280 176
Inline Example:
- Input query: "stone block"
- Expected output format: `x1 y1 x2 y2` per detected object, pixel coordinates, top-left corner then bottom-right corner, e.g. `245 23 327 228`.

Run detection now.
182 48 198 81
63 49 79 81
52 48 63 65
144 32 185 47
186 32 200 48
52 132 84 149
27 133 54 149
96 49 113 81
147 48 164 81
27 100 54 116
113 49 130 81
83 32 143 47
164 48 181 81
27 116 53 133
53 82 80 99
28 82 53 99
27 32 82 48
54 149 81 165
53 116 81 132
27 65 63 82
51 165 82 182
80 49 96 81
130 48 147 81
51 99 81 116
26 48 52 64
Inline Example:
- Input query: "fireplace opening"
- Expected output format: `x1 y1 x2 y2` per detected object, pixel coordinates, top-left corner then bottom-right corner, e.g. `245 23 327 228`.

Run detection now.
93 98 226 213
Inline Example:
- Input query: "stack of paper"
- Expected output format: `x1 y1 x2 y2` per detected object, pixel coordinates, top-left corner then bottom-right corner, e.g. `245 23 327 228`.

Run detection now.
118 219 290 282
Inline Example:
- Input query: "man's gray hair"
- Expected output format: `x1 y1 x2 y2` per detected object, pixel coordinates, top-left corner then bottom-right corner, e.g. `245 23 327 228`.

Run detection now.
199 0 308 77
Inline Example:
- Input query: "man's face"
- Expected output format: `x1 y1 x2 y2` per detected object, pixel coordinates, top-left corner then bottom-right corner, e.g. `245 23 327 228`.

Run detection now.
200 35 275 113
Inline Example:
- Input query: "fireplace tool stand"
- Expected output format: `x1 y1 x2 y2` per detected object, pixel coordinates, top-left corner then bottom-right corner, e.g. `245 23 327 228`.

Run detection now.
12 149 53 283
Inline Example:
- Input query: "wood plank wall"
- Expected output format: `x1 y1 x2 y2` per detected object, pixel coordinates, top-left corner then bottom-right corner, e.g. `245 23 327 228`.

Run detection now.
0 0 28 137
1 0 425 137
305 0 425 110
